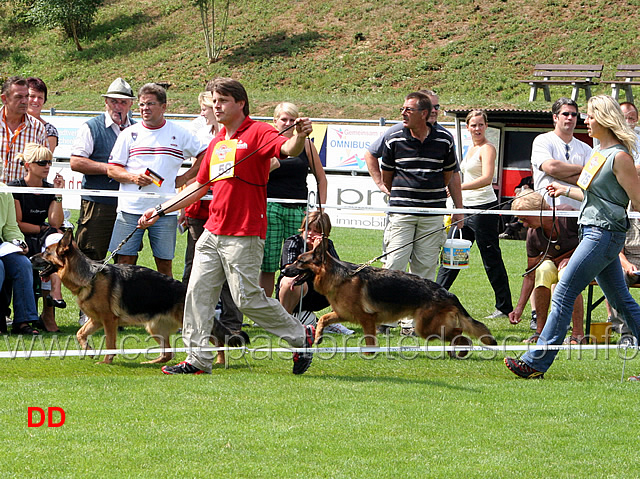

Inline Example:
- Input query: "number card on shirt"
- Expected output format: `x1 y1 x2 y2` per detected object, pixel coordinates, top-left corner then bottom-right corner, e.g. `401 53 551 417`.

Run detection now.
209 139 237 182
577 150 607 190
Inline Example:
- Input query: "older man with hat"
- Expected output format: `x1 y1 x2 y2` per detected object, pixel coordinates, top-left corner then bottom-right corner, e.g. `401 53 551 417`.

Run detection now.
70 78 136 265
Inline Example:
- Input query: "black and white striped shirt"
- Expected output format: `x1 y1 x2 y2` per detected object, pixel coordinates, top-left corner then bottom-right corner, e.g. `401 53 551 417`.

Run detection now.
381 126 456 210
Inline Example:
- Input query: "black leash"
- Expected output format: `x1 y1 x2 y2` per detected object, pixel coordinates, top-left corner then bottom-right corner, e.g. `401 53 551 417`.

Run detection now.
351 183 557 274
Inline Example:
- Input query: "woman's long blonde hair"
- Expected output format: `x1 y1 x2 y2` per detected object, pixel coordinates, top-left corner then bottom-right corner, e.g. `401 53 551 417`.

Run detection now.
588 95 638 157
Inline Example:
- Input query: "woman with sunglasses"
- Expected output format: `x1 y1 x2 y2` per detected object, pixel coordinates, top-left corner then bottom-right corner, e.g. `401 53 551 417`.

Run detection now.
505 95 640 379
10 143 65 332
436 110 512 320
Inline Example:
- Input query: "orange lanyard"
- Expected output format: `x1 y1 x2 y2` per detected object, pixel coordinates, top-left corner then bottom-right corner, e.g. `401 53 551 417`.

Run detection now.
2 108 26 171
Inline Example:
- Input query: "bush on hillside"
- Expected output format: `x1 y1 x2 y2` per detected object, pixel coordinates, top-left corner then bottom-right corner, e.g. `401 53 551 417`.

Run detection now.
28 0 104 51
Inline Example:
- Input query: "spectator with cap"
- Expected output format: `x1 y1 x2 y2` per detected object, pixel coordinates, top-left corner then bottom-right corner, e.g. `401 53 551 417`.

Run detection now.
70 78 136 262
70 78 136 325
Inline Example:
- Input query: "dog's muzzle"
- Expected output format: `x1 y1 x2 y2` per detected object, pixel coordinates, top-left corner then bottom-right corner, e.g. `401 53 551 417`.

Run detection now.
281 265 313 286
31 255 59 277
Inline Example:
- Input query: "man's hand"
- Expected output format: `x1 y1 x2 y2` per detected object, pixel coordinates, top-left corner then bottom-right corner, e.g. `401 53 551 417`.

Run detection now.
451 213 465 227
138 208 160 229
134 173 154 188
294 117 313 137
509 306 524 325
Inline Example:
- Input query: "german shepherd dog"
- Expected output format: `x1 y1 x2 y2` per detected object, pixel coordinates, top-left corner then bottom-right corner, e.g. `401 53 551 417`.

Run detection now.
31 230 248 364
282 239 497 354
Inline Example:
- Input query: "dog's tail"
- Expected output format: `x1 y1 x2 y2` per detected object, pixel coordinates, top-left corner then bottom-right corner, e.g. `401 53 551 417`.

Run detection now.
458 313 498 346
211 319 251 347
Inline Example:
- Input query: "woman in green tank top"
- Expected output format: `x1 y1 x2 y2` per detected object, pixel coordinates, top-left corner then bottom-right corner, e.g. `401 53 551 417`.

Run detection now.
505 95 640 379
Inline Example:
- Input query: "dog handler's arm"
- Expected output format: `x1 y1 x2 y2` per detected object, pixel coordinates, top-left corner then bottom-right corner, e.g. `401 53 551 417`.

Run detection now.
280 118 312 158
138 181 208 229
509 255 538 325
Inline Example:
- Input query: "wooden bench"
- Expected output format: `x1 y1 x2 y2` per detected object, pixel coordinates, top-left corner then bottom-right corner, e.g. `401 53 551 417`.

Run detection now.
602 64 640 103
585 280 640 344
521 64 603 102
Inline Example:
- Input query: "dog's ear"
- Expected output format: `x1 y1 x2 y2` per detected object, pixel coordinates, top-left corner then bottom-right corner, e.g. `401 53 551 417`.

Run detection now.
57 229 74 256
313 237 329 260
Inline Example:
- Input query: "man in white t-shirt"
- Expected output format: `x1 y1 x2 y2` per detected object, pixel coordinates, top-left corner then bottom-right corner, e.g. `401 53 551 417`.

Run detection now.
107 83 207 277
530 97 592 210
619 102 640 167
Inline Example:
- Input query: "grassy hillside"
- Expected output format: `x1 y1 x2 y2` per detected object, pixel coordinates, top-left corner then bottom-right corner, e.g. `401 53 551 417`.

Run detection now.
1 0 640 118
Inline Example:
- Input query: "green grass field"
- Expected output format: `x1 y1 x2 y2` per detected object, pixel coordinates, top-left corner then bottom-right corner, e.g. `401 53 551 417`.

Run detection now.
2 224 640 478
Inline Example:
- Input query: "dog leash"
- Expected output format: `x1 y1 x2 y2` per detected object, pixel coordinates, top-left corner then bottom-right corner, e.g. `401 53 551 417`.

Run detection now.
350 183 557 275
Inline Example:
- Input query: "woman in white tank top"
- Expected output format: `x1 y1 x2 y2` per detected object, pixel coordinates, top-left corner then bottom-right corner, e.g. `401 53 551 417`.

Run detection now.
436 110 512 319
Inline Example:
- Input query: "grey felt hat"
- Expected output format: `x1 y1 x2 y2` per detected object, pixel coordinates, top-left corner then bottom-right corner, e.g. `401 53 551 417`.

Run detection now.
101 78 135 99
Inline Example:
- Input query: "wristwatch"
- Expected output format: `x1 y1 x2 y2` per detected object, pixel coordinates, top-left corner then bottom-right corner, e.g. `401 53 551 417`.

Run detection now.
155 204 166 217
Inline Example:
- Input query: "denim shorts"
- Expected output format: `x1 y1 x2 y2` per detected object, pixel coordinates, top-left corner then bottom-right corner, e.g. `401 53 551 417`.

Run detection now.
109 211 178 260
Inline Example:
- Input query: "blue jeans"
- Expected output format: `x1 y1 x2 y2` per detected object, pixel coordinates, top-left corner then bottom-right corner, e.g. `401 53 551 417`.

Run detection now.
0 252 39 324
109 211 178 260
522 226 640 372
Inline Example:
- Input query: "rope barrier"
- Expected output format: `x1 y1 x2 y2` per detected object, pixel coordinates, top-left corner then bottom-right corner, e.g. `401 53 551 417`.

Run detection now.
0 342 637 359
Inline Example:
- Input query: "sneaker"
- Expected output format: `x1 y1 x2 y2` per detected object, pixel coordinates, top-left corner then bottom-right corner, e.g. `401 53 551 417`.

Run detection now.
628 375 640 381
292 325 315 375
78 311 89 327
325 323 355 335
485 309 508 320
161 361 207 375
530 310 537 330
293 310 317 327
504 357 544 379
400 327 417 337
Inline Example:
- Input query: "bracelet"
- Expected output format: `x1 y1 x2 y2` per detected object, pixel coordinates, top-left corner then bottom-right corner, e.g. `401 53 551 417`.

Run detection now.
54 196 62 203
565 187 572 197
155 204 166 217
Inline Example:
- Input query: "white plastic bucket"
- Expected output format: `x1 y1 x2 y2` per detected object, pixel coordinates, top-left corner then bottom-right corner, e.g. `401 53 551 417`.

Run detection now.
440 226 472 269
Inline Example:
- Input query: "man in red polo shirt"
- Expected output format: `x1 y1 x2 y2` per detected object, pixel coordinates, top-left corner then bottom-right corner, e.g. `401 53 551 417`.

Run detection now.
139 78 315 375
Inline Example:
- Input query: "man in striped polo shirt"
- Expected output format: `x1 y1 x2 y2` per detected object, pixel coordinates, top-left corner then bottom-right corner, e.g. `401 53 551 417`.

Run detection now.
380 91 457 281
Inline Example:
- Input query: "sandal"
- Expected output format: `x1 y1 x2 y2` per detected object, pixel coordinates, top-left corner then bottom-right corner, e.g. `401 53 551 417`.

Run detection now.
11 322 39 335
45 297 67 309
563 336 585 345
523 333 540 344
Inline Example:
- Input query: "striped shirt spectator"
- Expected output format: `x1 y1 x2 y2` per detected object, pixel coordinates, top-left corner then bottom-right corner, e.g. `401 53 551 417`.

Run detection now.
1 76 47 184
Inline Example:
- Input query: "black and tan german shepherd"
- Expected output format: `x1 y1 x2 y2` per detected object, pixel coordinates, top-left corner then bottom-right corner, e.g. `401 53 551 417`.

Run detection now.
282 239 497 354
31 230 248 364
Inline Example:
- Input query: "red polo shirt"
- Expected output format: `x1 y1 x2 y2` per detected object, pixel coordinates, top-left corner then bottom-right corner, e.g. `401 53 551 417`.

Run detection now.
196 116 287 238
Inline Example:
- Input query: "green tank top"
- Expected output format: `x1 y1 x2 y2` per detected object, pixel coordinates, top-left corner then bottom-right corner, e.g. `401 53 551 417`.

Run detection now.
578 144 630 232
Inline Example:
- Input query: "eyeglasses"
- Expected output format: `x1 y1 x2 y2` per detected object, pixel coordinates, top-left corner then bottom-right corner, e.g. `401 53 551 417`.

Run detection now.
432 104 440 111
401 107 424 114
138 102 159 108
32 160 52 167
560 111 578 117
